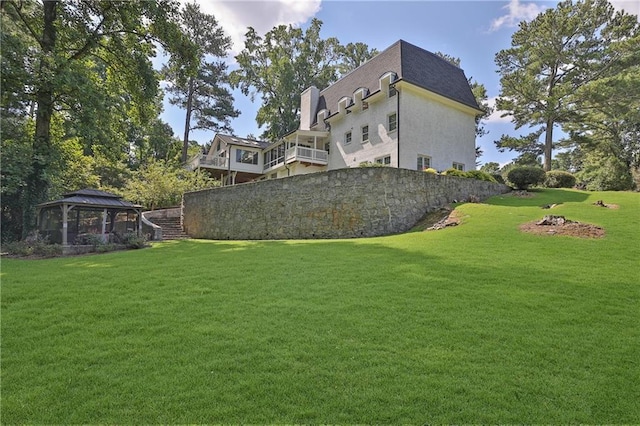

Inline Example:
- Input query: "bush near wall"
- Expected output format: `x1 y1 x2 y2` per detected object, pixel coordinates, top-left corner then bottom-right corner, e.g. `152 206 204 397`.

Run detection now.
465 170 498 183
507 166 546 190
545 170 576 188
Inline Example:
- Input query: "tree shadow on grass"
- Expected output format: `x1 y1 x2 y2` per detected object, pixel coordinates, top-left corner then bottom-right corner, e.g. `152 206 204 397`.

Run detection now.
4 229 638 423
485 188 590 207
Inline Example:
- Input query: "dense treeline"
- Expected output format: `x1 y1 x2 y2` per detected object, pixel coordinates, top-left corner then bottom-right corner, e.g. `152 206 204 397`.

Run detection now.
494 0 640 187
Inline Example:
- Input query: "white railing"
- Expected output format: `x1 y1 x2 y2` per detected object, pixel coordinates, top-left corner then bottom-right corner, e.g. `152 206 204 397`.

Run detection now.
191 154 228 169
264 155 285 170
285 146 329 164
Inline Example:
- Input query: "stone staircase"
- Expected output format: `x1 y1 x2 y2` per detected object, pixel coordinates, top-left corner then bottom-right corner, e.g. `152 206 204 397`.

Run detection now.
150 216 189 240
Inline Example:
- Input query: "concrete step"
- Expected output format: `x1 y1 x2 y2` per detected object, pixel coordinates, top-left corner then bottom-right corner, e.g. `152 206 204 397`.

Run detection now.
147 216 189 240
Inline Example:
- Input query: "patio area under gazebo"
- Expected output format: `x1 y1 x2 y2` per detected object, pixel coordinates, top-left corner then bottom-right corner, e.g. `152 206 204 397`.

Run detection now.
36 189 142 250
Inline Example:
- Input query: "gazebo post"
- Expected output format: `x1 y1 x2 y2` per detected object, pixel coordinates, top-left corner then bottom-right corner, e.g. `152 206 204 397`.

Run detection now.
62 203 68 246
101 208 108 242
136 208 142 237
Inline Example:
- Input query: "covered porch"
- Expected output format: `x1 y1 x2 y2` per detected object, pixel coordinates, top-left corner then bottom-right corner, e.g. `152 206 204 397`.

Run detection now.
264 129 330 173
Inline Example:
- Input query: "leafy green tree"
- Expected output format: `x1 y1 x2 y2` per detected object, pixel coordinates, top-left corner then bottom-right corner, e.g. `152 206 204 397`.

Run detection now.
2 0 195 236
494 0 639 171
577 151 635 190
337 42 378 76
480 162 501 175
162 2 239 162
122 160 219 210
231 18 341 141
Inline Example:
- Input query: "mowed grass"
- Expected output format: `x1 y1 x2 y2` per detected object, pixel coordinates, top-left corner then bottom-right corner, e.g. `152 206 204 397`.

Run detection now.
2 189 639 423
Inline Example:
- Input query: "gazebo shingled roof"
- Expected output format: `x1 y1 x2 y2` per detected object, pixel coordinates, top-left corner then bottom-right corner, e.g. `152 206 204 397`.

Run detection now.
37 188 142 210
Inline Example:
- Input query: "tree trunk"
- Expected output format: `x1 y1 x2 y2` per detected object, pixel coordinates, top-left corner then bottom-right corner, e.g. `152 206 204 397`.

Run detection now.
544 118 554 171
181 77 195 163
22 1 58 237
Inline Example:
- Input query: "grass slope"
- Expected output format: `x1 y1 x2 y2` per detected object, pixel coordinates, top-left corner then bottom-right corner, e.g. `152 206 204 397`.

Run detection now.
2 189 639 423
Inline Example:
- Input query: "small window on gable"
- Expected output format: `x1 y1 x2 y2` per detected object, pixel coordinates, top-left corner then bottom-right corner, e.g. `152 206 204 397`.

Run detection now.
389 84 397 97
375 155 391 166
453 162 465 171
345 131 352 145
388 113 397 132
361 125 369 143
417 155 431 171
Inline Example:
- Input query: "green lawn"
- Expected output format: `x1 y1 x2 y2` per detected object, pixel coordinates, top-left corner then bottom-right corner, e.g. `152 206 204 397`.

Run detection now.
2 189 639 423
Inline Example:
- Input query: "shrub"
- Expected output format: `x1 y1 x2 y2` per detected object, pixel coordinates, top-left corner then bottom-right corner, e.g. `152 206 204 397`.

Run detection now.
465 170 498 183
442 168 467 178
545 170 576 188
121 233 148 249
506 166 546 190
3 231 62 258
423 168 438 174
358 161 386 168
492 173 505 184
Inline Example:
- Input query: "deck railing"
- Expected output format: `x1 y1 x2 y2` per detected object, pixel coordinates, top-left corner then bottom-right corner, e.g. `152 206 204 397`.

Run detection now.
191 155 228 169
285 146 328 164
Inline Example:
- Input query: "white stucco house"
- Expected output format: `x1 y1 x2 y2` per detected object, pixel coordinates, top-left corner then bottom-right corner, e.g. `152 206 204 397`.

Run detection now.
187 40 483 184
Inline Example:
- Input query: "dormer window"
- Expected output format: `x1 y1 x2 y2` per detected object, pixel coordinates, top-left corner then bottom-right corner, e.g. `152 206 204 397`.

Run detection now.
389 84 397 97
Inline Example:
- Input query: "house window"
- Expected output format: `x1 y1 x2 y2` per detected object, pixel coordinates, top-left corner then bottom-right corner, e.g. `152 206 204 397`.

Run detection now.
388 113 397 132
362 101 369 111
417 155 431 171
324 142 331 153
361 125 369 143
345 131 352 144
389 84 397 97
453 162 465 171
236 149 258 165
375 155 391 166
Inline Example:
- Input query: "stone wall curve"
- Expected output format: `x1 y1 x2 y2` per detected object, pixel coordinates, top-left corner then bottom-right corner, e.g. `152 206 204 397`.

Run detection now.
183 168 510 240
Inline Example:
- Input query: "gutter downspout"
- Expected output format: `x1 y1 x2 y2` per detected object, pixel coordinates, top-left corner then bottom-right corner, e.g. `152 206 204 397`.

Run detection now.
396 84 401 168
226 142 232 186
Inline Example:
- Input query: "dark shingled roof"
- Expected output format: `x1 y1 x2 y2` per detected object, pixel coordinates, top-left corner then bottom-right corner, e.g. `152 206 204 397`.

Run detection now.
317 40 480 118
37 188 141 209
216 134 271 149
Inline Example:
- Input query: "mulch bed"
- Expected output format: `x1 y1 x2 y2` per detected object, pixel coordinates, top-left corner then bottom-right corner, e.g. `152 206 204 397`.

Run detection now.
520 215 605 238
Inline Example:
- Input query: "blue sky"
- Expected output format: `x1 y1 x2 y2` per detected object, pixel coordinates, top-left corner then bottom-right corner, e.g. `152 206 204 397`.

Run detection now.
161 0 639 167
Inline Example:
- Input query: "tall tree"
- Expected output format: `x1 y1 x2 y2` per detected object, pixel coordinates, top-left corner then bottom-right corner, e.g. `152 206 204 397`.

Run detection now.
231 18 341 141
336 42 378 76
1 0 195 236
494 0 639 171
162 2 239 163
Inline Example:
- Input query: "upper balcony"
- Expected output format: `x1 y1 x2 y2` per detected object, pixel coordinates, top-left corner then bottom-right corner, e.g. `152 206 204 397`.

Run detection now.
286 146 328 165
186 154 228 171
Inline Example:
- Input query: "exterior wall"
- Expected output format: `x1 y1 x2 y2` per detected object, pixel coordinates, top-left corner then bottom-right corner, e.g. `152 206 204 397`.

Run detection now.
183 167 509 240
327 93 398 169
399 85 477 172
229 146 264 174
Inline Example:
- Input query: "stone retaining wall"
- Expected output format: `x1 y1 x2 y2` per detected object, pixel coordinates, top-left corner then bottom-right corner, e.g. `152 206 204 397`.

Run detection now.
183 168 509 240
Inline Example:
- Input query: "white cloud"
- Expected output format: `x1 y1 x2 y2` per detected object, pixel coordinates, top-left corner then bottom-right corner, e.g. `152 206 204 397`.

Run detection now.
609 0 640 21
185 0 322 55
489 0 546 32
486 97 513 124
